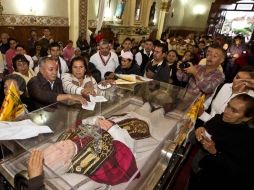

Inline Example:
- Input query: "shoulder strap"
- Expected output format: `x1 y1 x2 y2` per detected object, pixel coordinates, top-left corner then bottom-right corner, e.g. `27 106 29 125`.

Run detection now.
206 82 225 114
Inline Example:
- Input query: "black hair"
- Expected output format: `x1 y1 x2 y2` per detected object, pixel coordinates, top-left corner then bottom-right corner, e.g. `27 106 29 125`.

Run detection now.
145 39 153 43
153 40 161 47
8 38 17 44
49 42 60 50
15 44 25 50
155 43 168 54
122 37 132 43
238 66 254 78
3 74 26 93
12 54 29 71
69 56 90 76
239 65 254 72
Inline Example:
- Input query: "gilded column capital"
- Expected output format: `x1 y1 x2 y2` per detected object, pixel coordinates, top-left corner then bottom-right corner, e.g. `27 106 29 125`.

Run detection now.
160 0 171 12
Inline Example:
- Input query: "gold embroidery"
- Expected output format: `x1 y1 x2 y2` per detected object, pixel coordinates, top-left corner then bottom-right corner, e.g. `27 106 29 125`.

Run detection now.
117 118 151 140
57 125 114 176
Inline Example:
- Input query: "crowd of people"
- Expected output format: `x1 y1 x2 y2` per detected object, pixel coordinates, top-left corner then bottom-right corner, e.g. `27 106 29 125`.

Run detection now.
1 28 254 189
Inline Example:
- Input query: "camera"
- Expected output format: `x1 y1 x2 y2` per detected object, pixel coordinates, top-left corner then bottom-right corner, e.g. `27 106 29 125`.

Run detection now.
179 61 191 69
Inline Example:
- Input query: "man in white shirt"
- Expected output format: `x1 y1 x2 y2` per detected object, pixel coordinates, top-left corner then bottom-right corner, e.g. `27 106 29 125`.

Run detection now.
48 42 69 78
135 39 153 75
199 66 254 123
89 39 119 80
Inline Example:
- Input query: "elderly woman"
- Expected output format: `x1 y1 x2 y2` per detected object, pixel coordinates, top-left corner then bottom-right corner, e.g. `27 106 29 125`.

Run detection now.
61 56 97 98
199 66 254 124
12 54 36 84
188 94 254 190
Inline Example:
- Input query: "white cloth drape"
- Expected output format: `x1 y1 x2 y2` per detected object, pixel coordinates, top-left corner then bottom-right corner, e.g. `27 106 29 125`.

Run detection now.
95 0 106 34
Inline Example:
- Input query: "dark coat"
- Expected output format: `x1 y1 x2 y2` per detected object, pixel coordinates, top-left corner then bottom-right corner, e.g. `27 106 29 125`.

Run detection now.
145 59 170 83
27 72 64 110
115 63 141 76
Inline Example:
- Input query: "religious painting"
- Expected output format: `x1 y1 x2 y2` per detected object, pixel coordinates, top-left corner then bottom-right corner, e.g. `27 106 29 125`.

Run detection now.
221 10 254 42
135 0 142 21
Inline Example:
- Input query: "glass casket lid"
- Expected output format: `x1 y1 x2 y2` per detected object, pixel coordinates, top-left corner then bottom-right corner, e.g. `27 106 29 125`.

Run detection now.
1 81 198 189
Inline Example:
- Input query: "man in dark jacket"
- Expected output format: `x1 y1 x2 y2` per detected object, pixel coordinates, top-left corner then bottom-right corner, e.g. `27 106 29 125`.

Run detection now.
115 51 141 75
145 43 170 83
27 57 86 110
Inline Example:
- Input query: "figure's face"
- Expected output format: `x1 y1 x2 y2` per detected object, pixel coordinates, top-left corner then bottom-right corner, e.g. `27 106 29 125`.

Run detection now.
205 47 224 68
223 98 250 124
50 47 60 58
40 60 58 82
44 140 76 174
99 44 110 56
232 72 252 92
16 60 29 76
121 58 132 69
72 60 85 79
167 51 177 63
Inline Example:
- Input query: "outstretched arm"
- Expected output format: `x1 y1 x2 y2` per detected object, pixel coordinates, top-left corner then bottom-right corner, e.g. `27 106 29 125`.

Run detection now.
28 149 45 190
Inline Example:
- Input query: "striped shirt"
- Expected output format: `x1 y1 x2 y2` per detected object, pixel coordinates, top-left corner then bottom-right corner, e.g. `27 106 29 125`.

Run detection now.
61 73 97 95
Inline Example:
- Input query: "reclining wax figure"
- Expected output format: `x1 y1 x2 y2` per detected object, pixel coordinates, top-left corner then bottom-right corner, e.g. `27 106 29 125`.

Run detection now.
43 117 138 186
27 102 174 189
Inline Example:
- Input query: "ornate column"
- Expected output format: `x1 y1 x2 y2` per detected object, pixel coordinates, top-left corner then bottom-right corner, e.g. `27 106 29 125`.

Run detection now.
69 0 88 44
79 0 88 36
122 0 136 26
156 0 171 39
69 0 80 42
0 0 3 23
